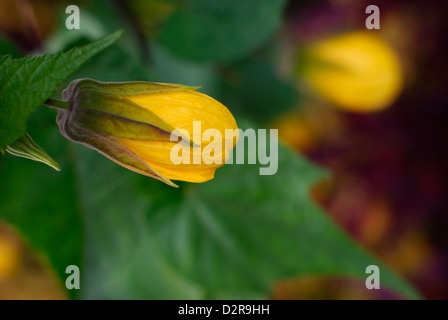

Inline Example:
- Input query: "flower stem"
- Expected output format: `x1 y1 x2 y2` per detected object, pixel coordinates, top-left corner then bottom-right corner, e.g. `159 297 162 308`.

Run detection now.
43 98 69 111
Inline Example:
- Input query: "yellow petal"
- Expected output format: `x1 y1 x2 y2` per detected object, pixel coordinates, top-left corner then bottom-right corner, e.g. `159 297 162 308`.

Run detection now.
116 139 225 183
127 90 238 145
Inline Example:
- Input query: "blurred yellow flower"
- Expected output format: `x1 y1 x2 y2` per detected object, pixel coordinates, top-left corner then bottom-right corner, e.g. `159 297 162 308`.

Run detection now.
0 232 20 280
55 79 238 187
300 31 404 112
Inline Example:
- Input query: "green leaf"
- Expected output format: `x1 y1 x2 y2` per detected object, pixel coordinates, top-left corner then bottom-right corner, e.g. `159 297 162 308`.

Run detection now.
0 54 11 65
0 30 123 149
158 0 287 63
61 42 150 84
220 59 298 123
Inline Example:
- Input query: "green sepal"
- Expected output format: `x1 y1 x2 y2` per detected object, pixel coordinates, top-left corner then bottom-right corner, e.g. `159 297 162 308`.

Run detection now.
5 133 61 171
64 79 195 145
74 89 176 138
56 114 178 187
63 78 201 97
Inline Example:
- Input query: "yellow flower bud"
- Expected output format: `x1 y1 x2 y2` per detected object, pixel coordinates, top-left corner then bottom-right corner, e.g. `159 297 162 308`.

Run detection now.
300 31 404 112
56 79 238 187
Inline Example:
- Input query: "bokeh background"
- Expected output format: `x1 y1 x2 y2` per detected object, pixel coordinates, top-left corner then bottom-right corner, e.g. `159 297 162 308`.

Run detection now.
0 0 447 299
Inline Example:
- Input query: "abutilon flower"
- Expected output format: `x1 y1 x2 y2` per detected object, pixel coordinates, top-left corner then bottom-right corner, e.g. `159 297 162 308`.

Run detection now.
53 79 238 187
299 31 404 112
